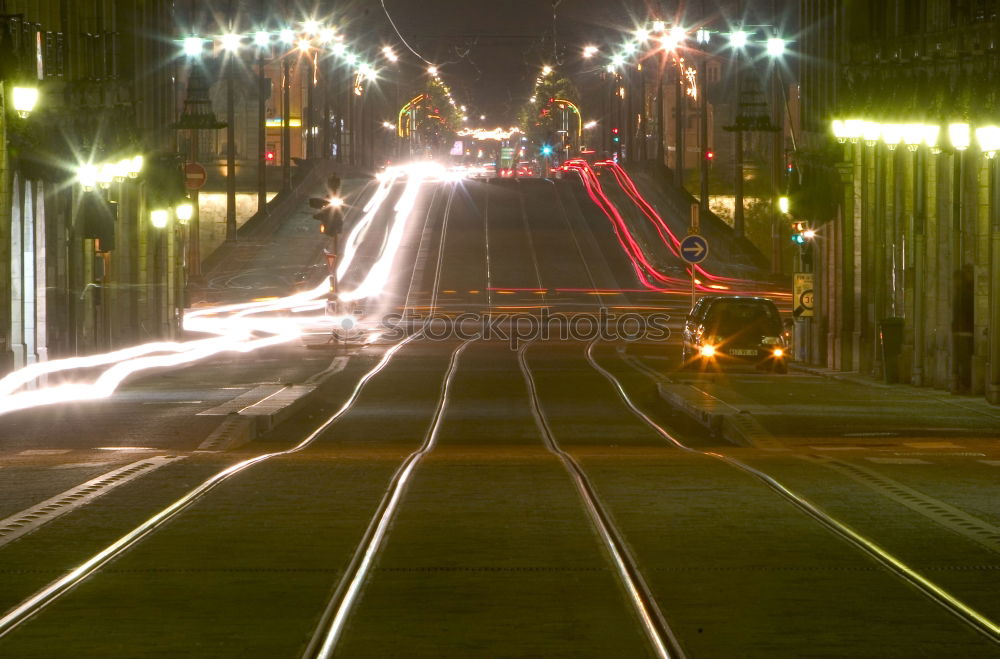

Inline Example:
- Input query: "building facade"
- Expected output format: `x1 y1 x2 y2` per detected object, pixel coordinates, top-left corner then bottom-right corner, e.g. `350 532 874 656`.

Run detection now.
798 0 1000 403
1 0 183 375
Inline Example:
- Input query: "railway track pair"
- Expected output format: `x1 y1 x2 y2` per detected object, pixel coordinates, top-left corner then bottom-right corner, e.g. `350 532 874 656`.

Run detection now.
1 177 998 656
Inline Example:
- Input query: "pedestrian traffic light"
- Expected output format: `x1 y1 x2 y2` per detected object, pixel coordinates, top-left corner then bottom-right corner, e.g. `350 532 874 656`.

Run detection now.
704 149 715 161
265 149 276 162
611 127 620 144
541 145 554 156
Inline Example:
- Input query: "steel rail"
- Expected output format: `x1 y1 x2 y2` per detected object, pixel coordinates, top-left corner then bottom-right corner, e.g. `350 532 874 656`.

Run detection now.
587 341 1000 644
304 179 470 657
518 342 686 659
0 180 460 642
303 340 473 659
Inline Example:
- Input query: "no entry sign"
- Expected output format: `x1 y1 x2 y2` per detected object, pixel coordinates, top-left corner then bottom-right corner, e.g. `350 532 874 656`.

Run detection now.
184 162 207 191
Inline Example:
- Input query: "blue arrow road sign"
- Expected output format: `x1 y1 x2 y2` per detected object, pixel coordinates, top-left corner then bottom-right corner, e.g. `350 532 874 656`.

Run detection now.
680 234 709 264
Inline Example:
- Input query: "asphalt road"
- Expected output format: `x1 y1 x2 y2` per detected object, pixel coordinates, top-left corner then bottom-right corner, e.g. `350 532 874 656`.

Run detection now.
1 173 998 657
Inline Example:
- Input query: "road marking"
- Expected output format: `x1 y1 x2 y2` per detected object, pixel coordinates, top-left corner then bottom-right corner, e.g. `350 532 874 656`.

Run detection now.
18 450 71 456
813 457 1000 554
197 385 284 415
904 441 962 449
865 457 931 465
96 446 158 452
50 462 115 470
0 456 183 548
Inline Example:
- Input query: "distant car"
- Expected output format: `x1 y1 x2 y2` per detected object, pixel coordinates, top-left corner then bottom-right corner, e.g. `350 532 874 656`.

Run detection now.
682 296 789 373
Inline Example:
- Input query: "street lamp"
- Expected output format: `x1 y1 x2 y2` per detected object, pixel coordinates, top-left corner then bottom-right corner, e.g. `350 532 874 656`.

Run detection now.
11 86 39 118
949 122 971 151
150 209 169 229
766 37 786 57
977 125 1000 157
730 30 749 49
175 202 194 224
183 37 204 57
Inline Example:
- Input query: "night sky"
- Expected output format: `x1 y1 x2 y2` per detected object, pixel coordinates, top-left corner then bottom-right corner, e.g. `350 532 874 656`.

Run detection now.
354 1 787 123
368 0 644 121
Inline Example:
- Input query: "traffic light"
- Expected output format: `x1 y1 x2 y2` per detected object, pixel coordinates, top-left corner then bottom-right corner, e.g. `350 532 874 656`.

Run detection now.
265 149 276 163
611 127 620 143
791 220 809 244
704 149 715 161
310 197 344 235
541 145 554 156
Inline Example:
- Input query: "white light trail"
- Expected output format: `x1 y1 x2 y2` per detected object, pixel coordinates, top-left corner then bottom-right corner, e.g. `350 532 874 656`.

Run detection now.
0 163 448 415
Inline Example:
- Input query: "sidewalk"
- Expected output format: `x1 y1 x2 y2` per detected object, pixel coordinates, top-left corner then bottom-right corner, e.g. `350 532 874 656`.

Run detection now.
656 360 1000 450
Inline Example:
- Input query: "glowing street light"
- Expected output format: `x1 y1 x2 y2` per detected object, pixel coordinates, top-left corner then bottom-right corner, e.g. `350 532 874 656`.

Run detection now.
610 54 625 69
542 65 553 76
862 121 882 147
279 29 295 45
318 28 337 43
670 26 687 44
583 45 599 58
297 39 311 54
427 65 438 76
949 122 971 151
11 86 39 118
150 209 169 229
635 28 650 42
382 46 398 62
77 164 99 191
182 37 204 57
253 31 271 47
175 202 194 223
653 20 666 33
302 20 321 35
766 37 786 57
881 123 904 150
730 30 749 48
221 33 242 52
902 123 924 151
128 155 144 178
977 125 1000 157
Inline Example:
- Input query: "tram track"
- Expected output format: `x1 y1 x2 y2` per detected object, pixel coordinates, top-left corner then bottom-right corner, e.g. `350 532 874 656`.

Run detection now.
0 179 460 643
591 342 1000 644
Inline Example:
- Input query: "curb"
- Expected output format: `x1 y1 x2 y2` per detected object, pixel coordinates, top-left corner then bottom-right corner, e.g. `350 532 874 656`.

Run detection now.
656 382 782 448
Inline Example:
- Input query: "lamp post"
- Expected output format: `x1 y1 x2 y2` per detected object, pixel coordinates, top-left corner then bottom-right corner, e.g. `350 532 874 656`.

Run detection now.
949 121 971 392
171 46 226 287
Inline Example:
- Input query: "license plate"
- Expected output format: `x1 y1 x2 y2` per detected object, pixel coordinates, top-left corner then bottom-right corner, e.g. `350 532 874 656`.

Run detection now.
729 349 757 357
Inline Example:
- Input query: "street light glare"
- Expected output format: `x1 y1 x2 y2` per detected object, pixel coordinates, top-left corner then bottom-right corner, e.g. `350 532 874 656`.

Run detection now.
542 65 553 75
730 30 749 48
767 37 786 57
221 33 241 52
279 29 295 45
297 39 311 53
583 45 598 58
150 209 169 229
382 46 398 62
303 20 320 35
182 37 204 57
670 26 687 43
319 28 337 43
11 86 39 117
636 28 650 42
253 31 271 47
428 65 438 76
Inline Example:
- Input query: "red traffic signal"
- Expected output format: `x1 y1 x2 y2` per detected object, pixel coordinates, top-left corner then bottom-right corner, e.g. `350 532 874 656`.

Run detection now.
611 127 619 135
265 150 276 162
705 149 715 160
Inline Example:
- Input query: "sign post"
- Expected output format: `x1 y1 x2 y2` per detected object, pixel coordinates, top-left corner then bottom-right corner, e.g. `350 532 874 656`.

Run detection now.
680 233 710 310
